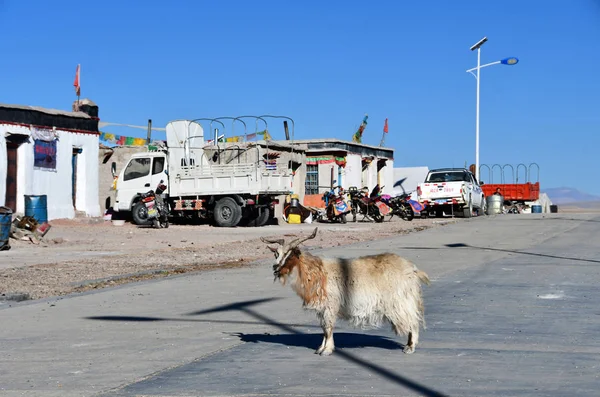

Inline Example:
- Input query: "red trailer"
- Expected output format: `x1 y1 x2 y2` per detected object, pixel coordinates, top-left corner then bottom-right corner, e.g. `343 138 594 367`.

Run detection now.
482 182 540 201
478 163 540 202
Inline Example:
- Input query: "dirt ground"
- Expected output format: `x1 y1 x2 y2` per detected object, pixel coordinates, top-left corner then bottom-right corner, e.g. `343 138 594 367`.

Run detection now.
0 216 460 302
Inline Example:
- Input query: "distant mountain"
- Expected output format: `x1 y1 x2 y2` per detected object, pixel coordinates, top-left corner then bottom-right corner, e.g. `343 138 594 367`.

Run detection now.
542 187 600 205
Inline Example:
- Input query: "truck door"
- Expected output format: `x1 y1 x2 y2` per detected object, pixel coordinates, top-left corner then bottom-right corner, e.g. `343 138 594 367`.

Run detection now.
119 157 153 210
150 156 167 191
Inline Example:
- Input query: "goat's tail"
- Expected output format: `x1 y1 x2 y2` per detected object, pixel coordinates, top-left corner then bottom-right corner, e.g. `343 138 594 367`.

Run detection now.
416 270 431 286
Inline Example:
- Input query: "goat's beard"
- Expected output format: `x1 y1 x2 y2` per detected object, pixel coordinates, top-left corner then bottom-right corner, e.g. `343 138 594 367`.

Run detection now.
273 264 290 285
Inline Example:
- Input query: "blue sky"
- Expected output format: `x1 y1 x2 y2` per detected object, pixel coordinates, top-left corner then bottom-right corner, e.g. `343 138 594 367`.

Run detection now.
1 0 599 194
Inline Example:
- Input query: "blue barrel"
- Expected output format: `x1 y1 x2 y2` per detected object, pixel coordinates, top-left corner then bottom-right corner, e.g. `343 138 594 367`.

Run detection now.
25 195 48 224
0 207 12 249
531 205 542 214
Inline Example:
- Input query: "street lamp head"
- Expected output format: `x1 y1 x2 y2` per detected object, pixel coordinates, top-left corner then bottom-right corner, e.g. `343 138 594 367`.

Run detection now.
501 57 519 65
470 37 488 51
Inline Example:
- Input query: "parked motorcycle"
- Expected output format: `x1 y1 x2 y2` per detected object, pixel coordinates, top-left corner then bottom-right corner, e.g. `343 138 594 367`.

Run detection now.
346 185 388 223
133 180 170 228
367 185 391 222
386 193 418 221
391 177 428 220
321 185 351 223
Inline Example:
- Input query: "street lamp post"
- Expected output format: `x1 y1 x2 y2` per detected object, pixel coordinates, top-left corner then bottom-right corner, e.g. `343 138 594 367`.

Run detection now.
467 36 518 183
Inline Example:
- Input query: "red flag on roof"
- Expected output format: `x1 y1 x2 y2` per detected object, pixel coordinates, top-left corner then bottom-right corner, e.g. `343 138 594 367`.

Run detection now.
73 64 81 96
383 118 388 133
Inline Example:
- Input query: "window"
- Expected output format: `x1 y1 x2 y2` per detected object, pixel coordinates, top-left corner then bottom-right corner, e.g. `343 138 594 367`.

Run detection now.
123 158 151 181
152 157 165 175
305 164 319 195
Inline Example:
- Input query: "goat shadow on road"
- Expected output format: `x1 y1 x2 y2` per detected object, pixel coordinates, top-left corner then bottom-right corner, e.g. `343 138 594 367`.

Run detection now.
230 331 405 351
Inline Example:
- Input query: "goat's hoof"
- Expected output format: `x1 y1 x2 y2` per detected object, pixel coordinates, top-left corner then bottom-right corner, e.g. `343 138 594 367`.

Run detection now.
319 348 334 356
403 345 415 354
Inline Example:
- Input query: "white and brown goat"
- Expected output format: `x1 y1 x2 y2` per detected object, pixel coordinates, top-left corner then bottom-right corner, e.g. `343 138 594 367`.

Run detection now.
261 227 430 356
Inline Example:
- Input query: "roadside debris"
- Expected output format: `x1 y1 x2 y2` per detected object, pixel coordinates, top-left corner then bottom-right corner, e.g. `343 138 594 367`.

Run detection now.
10 215 51 245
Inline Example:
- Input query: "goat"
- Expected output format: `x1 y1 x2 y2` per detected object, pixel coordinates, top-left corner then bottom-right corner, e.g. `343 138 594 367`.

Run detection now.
261 227 430 356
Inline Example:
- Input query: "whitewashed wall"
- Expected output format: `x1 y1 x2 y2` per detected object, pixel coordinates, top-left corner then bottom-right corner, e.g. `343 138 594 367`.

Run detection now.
0 124 101 219
344 154 362 189
381 159 395 195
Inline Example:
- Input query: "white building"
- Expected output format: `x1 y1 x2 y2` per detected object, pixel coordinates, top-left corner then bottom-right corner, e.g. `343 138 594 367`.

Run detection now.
393 166 429 196
0 100 101 220
291 139 394 207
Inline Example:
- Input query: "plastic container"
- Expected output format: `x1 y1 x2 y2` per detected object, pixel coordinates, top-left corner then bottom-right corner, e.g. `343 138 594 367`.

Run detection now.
531 205 542 214
288 213 301 224
25 195 48 224
0 206 12 250
550 205 558 213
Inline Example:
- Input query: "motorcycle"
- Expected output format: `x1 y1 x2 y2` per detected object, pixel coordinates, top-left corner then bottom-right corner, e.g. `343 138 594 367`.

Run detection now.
346 185 389 223
321 185 351 223
392 178 427 219
366 185 391 222
137 180 170 228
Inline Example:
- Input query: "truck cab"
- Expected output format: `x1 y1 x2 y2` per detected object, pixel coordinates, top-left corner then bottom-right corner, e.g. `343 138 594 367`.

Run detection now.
113 152 168 213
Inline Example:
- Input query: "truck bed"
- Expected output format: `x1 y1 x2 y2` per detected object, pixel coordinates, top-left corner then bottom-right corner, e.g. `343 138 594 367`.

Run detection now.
482 182 540 202
171 162 292 196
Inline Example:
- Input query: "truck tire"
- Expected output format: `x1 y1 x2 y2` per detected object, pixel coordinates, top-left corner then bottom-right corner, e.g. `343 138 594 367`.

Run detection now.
247 208 270 227
463 197 473 218
214 197 242 227
132 201 152 226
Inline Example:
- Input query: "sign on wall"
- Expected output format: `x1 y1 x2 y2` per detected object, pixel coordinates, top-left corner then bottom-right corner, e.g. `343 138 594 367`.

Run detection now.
34 139 57 171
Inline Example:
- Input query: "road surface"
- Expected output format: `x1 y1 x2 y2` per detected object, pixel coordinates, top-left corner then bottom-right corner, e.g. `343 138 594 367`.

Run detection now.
1 213 599 396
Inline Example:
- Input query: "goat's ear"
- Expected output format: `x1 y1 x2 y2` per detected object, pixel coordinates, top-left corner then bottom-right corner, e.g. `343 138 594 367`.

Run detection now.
267 245 278 253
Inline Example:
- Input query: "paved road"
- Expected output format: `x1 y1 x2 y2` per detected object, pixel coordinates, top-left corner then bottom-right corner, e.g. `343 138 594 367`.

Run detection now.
1 213 599 396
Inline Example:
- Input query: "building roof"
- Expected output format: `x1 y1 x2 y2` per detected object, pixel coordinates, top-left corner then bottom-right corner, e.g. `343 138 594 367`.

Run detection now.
0 103 92 119
0 101 99 134
293 138 393 159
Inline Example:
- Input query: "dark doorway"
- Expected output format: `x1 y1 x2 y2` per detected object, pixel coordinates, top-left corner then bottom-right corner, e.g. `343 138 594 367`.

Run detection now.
4 134 28 212
5 142 18 211
72 148 82 208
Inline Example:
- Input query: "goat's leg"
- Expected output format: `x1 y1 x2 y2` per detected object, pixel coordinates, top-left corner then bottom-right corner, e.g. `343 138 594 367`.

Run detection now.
316 312 336 356
392 322 419 354
403 328 419 354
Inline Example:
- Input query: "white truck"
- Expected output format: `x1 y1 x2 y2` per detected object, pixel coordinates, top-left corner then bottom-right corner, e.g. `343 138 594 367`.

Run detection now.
112 119 298 227
416 168 486 218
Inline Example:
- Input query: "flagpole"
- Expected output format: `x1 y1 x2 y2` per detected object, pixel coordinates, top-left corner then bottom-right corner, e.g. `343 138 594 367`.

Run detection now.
379 118 388 147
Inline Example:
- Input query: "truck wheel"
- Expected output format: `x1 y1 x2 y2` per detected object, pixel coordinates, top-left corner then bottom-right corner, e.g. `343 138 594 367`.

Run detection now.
214 197 242 227
463 197 473 218
247 208 270 227
132 201 152 226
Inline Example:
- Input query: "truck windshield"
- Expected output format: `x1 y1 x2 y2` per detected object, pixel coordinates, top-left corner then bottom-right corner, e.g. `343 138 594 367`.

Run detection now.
123 158 151 181
427 171 469 183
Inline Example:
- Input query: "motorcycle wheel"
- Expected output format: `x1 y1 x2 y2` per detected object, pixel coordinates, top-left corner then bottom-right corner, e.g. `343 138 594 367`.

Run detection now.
132 201 152 226
373 213 384 223
402 205 415 221
340 213 347 224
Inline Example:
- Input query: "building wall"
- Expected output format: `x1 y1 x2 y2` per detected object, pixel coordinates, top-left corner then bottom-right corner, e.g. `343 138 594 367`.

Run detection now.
98 146 149 212
345 154 362 189
393 166 429 196
300 153 394 207
0 123 101 219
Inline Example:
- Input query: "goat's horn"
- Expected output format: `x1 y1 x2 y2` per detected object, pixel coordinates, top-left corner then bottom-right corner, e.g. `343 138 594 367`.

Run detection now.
287 227 318 249
260 236 285 245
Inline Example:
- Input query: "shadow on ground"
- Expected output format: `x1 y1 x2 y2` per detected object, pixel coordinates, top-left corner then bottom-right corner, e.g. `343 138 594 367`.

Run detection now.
231 331 404 351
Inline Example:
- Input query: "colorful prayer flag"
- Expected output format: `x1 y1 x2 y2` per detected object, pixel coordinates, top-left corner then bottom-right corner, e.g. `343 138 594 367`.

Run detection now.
352 114 369 143
383 118 388 133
